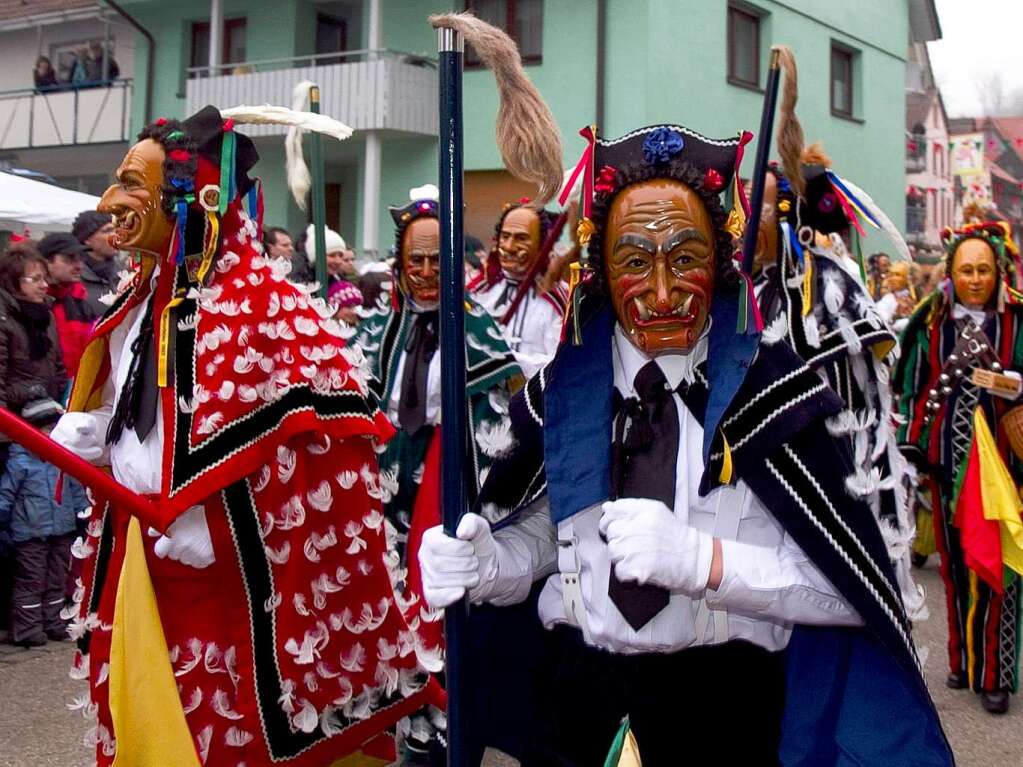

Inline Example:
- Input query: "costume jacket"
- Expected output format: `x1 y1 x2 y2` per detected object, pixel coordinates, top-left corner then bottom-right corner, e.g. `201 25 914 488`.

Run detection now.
353 284 520 587
759 238 925 619
66 200 441 767
469 269 566 379
895 289 1023 694
475 292 952 766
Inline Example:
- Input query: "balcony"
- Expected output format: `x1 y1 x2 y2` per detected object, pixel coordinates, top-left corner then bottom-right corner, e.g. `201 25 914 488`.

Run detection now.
185 50 438 138
0 80 132 151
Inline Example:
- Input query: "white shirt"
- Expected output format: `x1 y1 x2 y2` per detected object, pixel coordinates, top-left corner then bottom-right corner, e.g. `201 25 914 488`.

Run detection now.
89 279 165 495
386 308 442 429
479 324 860 655
475 278 561 379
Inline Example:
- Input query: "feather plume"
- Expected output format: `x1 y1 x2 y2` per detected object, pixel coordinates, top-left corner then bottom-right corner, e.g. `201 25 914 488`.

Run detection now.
836 176 912 262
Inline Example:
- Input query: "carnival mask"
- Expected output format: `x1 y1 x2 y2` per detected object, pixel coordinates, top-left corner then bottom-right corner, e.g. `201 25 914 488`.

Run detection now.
746 173 778 275
401 217 441 308
498 206 542 280
951 238 997 309
98 139 175 258
604 179 715 355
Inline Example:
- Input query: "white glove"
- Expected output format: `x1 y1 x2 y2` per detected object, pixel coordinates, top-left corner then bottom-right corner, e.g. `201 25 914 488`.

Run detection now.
419 513 499 609
154 505 215 569
50 412 108 464
599 498 714 595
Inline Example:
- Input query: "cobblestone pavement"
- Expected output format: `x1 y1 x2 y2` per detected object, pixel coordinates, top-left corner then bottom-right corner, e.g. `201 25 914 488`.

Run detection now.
0 562 1019 766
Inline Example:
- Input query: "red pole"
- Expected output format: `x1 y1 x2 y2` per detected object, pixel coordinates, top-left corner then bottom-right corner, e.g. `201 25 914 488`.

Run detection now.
0 407 164 530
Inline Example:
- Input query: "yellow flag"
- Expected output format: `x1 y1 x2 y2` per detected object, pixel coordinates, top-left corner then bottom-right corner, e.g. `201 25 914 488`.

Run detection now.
617 729 643 767
109 518 200 767
974 410 1023 577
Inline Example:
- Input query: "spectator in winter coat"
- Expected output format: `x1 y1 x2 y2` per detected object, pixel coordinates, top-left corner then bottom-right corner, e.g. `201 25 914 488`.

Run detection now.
84 42 119 83
0 397 87 646
303 223 352 288
72 210 120 316
0 243 69 412
32 56 58 91
37 233 98 379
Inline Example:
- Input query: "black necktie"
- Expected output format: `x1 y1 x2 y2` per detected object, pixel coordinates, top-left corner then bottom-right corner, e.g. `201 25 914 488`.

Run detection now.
608 360 680 631
397 311 439 435
106 296 159 445
496 278 520 309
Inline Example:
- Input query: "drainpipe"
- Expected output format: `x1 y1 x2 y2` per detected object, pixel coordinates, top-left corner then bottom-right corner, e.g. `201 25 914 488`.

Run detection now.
595 0 606 129
208 0 223 75
361 0 382 259
102 0 154 125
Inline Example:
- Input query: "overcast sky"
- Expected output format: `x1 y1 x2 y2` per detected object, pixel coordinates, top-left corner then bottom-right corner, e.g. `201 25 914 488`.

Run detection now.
928 0 1023 117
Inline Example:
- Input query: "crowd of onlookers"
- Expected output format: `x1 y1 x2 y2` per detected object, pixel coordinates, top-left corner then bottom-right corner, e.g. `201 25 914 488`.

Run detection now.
32 42 120 93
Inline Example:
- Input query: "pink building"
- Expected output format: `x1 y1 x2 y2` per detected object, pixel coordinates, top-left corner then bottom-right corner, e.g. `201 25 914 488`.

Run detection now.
905 43 952 253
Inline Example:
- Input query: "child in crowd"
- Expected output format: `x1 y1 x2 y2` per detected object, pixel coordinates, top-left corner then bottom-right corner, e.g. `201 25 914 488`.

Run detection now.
0 398 87 647
328 279 363 327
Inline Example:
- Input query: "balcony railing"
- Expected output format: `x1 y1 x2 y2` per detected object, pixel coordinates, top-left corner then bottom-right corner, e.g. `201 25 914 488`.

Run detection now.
186 50 438 137
0 79 132 150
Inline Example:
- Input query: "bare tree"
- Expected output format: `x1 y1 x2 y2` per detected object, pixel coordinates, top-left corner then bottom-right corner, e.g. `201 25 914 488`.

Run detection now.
977 71 1023 116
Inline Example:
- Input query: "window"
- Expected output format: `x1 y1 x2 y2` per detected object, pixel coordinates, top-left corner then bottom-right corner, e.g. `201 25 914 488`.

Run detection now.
316 14 348 60
190 18 247 73
727 5 760 89
830 44 854 118
465 0 542 66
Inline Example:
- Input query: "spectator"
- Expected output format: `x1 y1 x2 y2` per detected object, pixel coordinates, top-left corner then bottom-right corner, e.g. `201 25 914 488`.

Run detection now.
69 48 89 87
357 269 393 313
0 244 68 413
464 234 485 282
72 211 120 316
264 225 312 285
0 397 86 647
327 279 363 326
303 223 349 287
84 41 119 83
37 233 97 379
32 56 58 91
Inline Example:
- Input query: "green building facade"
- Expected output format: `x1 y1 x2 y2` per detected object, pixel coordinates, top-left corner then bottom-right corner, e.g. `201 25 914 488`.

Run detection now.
115 0 939 257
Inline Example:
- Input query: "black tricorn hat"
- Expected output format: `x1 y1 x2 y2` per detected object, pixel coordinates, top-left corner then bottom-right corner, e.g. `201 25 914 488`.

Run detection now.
182 105 260 201
796 164 849 235
388 196 438 228
593 124 750 196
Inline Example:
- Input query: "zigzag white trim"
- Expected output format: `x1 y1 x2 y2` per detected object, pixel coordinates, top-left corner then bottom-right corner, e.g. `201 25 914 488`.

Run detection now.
728 383 828 452
723 365 811 429
765 453 918 667
783 445 904 609
524 369 546 427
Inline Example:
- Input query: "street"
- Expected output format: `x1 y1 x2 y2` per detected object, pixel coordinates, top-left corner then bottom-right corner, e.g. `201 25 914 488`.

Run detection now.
0 562 1019 767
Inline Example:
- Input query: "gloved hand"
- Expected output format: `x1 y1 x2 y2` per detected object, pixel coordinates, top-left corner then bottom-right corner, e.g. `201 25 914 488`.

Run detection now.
599 498 714 595
419 513 499 609
50 412 108 464
154 505 215 569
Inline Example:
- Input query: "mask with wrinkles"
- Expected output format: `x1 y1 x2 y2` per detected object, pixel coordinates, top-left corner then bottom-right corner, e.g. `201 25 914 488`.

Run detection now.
97 138 175 259
401 217 441 309
604 179 716 355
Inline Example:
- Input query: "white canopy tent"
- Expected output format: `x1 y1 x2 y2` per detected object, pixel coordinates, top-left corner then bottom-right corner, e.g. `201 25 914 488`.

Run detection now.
0 171 102 236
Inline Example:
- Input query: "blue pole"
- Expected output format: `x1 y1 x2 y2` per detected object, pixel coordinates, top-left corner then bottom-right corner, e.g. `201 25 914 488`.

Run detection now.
437 25 468 767
741 47 782 276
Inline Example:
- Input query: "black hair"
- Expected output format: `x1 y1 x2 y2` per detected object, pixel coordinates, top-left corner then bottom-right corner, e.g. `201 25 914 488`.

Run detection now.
587 160 739 295
136 118 198 216
263 226 291 250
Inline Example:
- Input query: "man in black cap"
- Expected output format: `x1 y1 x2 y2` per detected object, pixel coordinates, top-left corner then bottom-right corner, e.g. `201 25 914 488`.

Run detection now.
36 233 97 378
71 210 121 316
